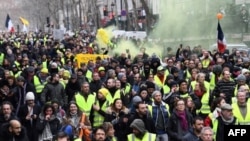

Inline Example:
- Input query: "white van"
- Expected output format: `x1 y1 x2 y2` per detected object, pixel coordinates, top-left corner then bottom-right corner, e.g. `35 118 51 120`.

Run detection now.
209 43 248 53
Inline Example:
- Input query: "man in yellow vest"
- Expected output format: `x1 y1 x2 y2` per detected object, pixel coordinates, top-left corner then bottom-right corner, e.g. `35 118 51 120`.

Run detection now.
90 88 110 128
212 103 238 141
74 82 95 117
127 119 156 141
232 90 250 125
154 66 167 89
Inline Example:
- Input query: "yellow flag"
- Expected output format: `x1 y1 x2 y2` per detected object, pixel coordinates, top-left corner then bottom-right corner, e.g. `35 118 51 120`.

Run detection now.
19 17 29 25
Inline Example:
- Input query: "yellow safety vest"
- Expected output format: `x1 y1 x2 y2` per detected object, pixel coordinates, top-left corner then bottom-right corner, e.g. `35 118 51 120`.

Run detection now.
123 83 131 95
212 118 238 141
232 103 250 125
42 61 47 69
234 84 249 96
191 81 211 114
0 53 4 65
14 61 21 69
162 85 170 95
93 100 109 128
127 132 156 141
85 70 92 82
33 75 46 94
147 103 170 117
106 89 121 105
154 74 166 89
185 69 191 80
210 73 220 91
201 59 210 69
75 93 95 117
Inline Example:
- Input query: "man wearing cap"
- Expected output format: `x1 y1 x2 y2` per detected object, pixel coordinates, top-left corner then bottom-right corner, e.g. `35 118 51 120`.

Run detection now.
233 74 249 99
14 76 36 115
127 119 156 141
154 66 167 89
89 88 110 128
18 92 41 141
212 103 238 141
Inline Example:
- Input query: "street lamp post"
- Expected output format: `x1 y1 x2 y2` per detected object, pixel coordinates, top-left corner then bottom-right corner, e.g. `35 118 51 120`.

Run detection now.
66 2 70 31
79 0 82 28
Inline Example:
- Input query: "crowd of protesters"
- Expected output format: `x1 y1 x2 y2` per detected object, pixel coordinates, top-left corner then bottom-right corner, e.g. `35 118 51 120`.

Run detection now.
0 30 249 141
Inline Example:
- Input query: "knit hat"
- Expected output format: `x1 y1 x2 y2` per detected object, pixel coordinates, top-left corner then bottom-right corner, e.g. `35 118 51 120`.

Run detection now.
51 62 58 68
27 66 35 72
63 70 71 78
70 74 77 79
169 81 178 88
132 95 142 105
157 66 165 71
98 67 105 72
130 119 146 133
98 88 109 98
171 67 179 74
41 68 49 74
145 81 155 89
166 74 174 80
242 68 250 75
25 92 35 101
139 87 147 94
235 74 246 81
16 76 25 82
178 79 187 86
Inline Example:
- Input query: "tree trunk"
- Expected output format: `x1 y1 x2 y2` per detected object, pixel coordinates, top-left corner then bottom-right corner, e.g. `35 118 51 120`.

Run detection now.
140 0 153 33
124 0 132 30
132 0 139 31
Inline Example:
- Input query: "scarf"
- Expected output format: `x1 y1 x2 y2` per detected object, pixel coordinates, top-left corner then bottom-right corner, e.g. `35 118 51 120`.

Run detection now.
176 111 188 131
38 123 53 141
38 114 56 141
212 107 221 119
221 114 234 125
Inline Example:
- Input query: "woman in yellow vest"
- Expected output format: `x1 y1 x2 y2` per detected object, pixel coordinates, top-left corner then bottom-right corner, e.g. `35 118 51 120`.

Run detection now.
190 72 211 119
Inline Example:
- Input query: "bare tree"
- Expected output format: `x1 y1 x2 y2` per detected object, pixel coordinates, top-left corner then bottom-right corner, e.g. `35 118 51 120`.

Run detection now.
140 0 154 33
132 0 139 31
124 0 132 30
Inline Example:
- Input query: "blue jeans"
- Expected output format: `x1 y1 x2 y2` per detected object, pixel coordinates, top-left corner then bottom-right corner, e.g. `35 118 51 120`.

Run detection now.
156 133 168 141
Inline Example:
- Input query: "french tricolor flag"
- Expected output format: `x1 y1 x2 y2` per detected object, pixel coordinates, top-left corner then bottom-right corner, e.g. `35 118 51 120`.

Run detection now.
5 14 15 33
217 21 226 53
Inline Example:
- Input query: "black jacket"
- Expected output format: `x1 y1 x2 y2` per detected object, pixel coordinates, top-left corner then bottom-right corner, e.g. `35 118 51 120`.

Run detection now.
127 112 156 134
0 123 29 141
18 104 41 141
167 110 193 141
182 128 200 141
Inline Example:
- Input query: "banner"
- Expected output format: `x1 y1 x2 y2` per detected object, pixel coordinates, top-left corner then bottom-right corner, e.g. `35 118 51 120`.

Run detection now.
75 54 109 68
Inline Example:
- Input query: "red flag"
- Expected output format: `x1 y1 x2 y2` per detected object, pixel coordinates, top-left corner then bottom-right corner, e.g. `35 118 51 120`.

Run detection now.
217 21 226 53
